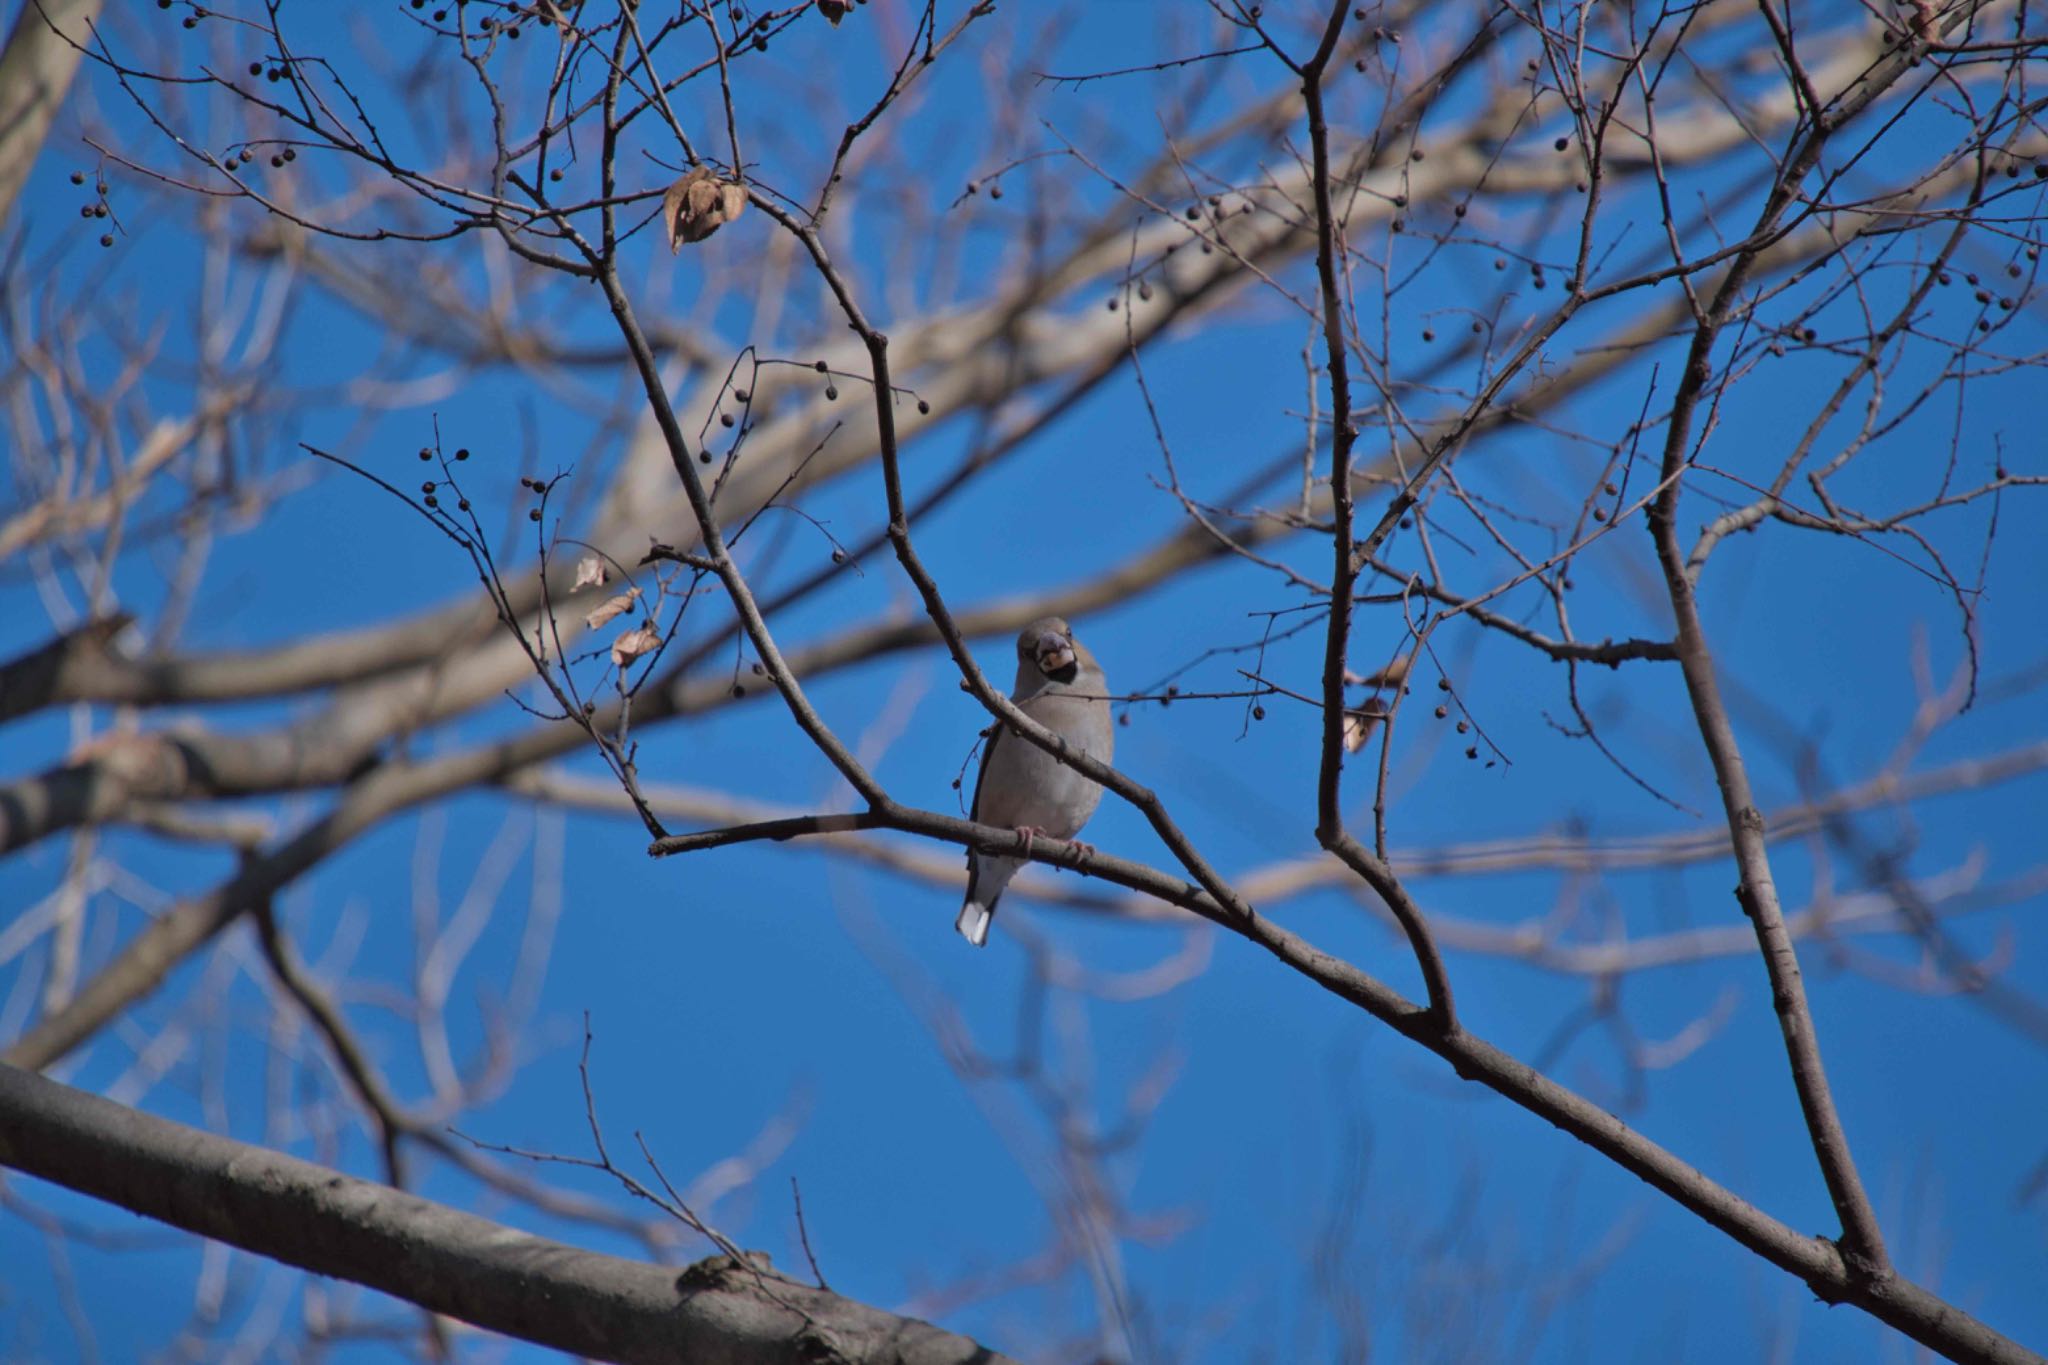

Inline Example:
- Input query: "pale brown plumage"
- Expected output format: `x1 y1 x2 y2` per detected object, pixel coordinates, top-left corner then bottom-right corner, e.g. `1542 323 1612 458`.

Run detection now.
957 617 1114 947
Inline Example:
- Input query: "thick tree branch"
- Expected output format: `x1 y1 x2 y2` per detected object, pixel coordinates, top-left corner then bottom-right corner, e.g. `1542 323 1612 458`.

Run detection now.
0 0 102 224
0 1063 1013 1365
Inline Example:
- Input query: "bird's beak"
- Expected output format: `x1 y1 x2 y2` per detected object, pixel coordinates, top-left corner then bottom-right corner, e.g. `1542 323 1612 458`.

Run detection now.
1035 634 1077 675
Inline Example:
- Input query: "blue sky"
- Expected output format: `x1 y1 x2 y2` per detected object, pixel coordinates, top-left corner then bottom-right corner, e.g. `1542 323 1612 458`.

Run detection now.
3 0 2046 1361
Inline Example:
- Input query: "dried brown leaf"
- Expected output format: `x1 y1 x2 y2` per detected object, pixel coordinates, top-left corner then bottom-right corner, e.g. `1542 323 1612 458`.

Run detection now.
584 587 641 630
573 555 609 590
611 625 660 666
819 0 850 23
662 167 748 250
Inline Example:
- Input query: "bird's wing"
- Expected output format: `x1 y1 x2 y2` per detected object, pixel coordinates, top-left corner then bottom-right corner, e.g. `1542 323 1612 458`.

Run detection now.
967 721 1003 825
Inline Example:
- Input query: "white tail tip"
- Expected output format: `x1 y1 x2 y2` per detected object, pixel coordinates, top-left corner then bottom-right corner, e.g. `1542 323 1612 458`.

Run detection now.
955 902 993 947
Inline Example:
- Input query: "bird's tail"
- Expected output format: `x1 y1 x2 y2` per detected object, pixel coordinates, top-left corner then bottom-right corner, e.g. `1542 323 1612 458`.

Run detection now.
957 854 1019 947
955 900 994 947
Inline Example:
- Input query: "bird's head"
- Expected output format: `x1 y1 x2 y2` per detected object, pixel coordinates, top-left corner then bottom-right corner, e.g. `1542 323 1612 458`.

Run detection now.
1017 616 1080 683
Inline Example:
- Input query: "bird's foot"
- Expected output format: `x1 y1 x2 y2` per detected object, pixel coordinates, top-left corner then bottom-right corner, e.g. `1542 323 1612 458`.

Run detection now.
1013 825 1048 858
1066 839 1098 866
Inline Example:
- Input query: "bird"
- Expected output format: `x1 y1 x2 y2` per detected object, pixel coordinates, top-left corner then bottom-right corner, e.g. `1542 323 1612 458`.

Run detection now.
956 616 1115 947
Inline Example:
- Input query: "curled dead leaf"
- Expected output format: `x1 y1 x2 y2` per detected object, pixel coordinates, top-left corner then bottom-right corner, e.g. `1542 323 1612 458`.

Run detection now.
819 0 850 23
584 587 641 630
662 167 748 249
1348 657 1412 690
611 625 660 666
573 554 609 590
1342 698 1390 753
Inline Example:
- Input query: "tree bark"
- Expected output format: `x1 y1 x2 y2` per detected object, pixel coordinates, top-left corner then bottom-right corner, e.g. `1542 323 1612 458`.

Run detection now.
0 0 103 225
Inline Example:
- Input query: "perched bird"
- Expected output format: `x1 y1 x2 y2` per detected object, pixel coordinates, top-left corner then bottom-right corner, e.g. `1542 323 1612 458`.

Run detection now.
956 616 1115 947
